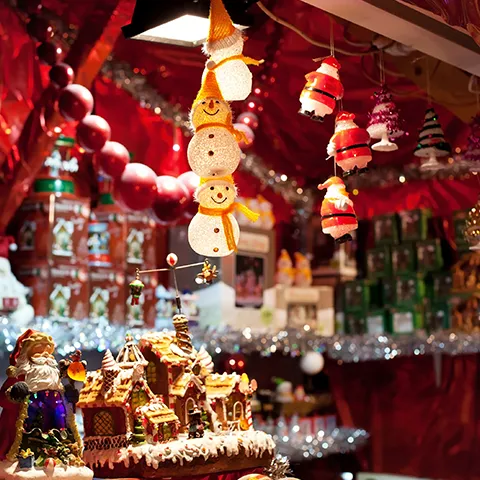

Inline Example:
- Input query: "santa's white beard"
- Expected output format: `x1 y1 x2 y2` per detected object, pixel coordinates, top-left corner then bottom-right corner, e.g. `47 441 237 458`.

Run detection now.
16 355 64 393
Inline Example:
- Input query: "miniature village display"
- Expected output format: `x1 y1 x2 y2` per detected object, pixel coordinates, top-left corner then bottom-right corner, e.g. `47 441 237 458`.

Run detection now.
0 330 92 480
76 254 275 478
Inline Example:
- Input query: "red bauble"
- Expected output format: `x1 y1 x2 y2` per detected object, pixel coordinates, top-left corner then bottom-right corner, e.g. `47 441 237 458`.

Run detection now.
177 171 200 219
36 42 61 65
17 0 42 13
97 141 130 179
58 84 94 122
49 63 74 88
237 111 259 130
114 163 158 211
233 123 255 149
76 115 111 153
26 16 54 42
150 176 189 225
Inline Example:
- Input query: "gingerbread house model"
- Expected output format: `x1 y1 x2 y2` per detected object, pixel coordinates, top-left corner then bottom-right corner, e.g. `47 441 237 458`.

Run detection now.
78 335 180 451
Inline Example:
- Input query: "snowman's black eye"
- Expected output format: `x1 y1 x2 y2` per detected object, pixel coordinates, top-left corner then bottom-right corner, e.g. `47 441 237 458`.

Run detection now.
202 101 206 105
215 100 220 104
226 187 229 191
210 187 214 191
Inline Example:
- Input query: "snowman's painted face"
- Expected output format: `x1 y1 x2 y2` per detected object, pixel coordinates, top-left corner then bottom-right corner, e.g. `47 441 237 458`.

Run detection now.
191 97 231 129
198 184 236 209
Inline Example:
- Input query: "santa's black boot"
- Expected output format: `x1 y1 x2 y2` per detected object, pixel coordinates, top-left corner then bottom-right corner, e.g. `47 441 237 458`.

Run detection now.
357 167 369 175
335 234 353 244
342 169 355 177
298 108 313 118
310 114 325 122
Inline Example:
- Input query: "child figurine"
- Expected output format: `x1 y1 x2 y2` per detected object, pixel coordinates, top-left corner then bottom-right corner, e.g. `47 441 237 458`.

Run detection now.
188 407 205 439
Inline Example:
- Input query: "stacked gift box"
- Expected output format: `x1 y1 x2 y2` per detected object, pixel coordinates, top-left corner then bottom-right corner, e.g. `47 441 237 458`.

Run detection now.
12 137 90 321
339 208 457 335
89 176 158 328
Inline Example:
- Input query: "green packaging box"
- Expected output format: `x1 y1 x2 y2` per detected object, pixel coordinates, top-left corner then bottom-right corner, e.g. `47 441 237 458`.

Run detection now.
367 247 392 280
399 208 431 242
373 213 399 246
392 243 416 274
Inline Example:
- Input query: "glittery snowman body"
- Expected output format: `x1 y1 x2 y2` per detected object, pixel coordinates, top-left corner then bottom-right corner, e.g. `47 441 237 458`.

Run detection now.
187 127 240 177
188 180 240 257
188 212 240 257
204 38 252 101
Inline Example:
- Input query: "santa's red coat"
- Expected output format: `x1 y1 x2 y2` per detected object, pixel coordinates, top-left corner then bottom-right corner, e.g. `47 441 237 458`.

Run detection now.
301 71 343 111
321 197 357 230
0 376 23 460
331 127 371 165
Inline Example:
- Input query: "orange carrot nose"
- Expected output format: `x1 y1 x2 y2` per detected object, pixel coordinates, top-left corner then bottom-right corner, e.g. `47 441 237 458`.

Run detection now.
209 100 215 109
217 192 223 199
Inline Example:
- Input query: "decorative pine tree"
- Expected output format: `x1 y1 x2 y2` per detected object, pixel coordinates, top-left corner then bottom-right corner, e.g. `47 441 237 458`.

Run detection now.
414 107 450 171
367 86 404 152
464 114 480 164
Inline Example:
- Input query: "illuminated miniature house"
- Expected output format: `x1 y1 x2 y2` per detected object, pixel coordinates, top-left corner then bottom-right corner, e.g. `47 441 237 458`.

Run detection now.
78 336 179 450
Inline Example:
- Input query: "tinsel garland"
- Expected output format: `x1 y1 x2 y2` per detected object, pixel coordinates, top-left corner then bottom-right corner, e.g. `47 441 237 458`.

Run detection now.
2 316 480 362
271 427 369 462
265 455 292 479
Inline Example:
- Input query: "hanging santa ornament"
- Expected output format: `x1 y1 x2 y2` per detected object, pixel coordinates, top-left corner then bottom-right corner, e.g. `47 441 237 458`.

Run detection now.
202 0 263 102
188 175 259 257
318 176 358 243
188 71 244 177
367 86 404 152
415 107 451 171
464 114 480 165
327 111 372 176
299 56 344 122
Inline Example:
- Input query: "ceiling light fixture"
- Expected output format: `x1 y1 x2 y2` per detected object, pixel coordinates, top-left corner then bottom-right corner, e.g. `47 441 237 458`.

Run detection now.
122 0 257 47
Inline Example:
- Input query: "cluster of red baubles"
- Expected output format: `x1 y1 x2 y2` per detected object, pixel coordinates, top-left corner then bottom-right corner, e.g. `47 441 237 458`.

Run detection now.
20 0 198 226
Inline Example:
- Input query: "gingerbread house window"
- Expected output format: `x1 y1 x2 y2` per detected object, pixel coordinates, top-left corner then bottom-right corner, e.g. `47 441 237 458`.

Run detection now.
233 401 244 421
146 362 157 384
93 411 114 436
131 389 148 412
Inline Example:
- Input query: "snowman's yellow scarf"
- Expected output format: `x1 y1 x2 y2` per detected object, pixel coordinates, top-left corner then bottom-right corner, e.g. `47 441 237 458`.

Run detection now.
196 122 248 145
198 203 259 252
208 55 264 71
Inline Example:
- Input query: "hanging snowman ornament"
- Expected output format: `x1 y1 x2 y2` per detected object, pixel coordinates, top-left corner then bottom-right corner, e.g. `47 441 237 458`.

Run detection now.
203 0 263 102
188 71 245 177
299 56 344 122
367 86 404 152
327 111 372 176
188 175 259 257
318 176 358 243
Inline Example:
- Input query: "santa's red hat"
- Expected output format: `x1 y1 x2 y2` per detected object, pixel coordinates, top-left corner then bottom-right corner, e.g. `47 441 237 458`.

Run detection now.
9 329 36 367
336 111 355 122
0 235 16 259
322 56 341 70
318 176 346 190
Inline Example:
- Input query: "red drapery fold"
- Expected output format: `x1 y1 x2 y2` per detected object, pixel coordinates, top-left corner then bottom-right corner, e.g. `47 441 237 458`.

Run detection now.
327 354 480 480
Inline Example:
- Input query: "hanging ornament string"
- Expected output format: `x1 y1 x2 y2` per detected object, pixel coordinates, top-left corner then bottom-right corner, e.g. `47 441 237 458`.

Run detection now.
329 16 337 177
426 57 431 105
379 50 385 87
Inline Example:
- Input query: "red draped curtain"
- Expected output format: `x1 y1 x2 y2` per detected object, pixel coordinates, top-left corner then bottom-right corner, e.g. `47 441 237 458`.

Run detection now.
327 354 480 479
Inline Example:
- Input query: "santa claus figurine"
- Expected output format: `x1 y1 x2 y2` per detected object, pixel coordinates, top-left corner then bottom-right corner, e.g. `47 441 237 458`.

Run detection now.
318 176 358 244
0 330 91 478
327 111 372 176
299 56 344 122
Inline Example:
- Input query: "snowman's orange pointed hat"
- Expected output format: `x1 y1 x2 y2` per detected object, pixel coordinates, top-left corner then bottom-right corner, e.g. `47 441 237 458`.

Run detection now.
318 176 346 190
205 0 243 54
192 70 225 109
